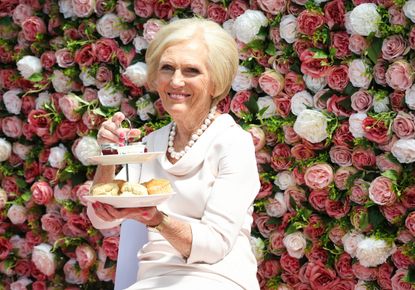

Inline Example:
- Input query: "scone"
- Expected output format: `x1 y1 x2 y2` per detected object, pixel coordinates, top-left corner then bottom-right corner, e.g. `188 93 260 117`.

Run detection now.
91 183 119 196
120 182 148 196
144 179 173 195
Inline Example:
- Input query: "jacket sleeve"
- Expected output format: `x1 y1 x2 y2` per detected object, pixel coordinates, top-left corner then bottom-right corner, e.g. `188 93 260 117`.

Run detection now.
186 128 260 264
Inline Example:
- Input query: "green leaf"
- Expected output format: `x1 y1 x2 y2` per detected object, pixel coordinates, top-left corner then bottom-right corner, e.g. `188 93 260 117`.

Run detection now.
246 39 265 51
368 206 386 228
310 48 328 59
366 37 383 64
406 264 415 283
265 42 276 56
381 170 398 182
243 94 259 115
28 73 43 82
343 83 359 96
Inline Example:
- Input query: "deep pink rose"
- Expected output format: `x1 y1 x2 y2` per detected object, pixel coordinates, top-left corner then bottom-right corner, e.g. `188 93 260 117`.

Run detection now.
116 1 136 22
282 125 301 145
402 185 415 209
327 65 349 91
284 186 306 212
271 144 293 171
94 38 118 63
389 90 406 112
154 1 173 19
258 259 281 279
21 95 36 116
230 90 250 117
2 116 23 138
405 211 415 236
324 0 345 28
284 71 305 96
392 247 415 269
268 229 285 255
40 212 63 235
95 65 113 88
305 244 329 264
389 5 407 25
333 121 354 148
0 237 13 260
294 39 314 59
253 213 277 238
169 0 191 8
391 269 413 290
369 176 397 206
376 153 402 174
14 259 32 276
385 60 414 91
348 34 369 55
207 3 228 24
274 93 291 118
331 31 351 58
329 145 352 166
350 179 369 204
291 144 315 160
351 147 376 170
409 26 415 50
56 120 78 141
74 44 96 67
75 244 96 269
327 95 352 117
303 262 338 290
382 35 407 61
334 166 357 190
377 262 393 290
21 16 46 42
363 116 391 145
351 90 373 112
352 262 378 281
280 252 301 274
329 225 346 246
308 189 328 212
257 0 286 15
297 10 325 35
64 259 89 284
300 50 329 78
335 253 354 279
31 181 53 205
67 213 91 238
304 163 333 190
134 0 153 18
55 48 75 68
373 59 388 86
303 215 325 240
190 0 208 17
325 197 351 218
228 0 248 19
120 28 137 45
12 4 33 26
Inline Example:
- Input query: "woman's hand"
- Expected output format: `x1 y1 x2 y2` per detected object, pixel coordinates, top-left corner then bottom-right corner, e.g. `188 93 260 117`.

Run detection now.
92 202 163 226
97 112 141 146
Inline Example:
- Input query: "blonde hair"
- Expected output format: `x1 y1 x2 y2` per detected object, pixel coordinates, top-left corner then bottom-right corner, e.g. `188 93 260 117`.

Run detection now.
145 18 239 104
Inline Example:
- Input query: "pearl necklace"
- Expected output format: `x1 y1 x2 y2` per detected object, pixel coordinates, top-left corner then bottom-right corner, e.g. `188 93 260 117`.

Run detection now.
167 106 217 160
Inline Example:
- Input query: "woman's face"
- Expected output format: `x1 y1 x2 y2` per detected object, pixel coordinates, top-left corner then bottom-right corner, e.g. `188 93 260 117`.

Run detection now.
154 40 214 125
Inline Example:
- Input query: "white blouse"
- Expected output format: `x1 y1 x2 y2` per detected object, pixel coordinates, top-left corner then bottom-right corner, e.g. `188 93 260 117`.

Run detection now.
87 114 260 290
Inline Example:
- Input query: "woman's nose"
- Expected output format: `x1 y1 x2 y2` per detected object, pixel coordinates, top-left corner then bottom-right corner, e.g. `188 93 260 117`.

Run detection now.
170 70 185 87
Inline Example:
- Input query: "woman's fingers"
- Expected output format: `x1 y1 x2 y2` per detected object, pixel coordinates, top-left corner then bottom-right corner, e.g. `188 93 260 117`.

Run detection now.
112 112 125 127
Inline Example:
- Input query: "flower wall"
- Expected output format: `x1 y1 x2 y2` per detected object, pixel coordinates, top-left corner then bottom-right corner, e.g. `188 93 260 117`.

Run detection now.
1 0 415 289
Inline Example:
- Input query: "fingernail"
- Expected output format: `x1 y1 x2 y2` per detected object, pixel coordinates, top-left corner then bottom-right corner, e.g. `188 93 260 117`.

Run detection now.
119 132 125 138
142 211 148 217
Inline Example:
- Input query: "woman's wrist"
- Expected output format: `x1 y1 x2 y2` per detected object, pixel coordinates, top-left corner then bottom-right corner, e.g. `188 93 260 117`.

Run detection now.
147 211 169 232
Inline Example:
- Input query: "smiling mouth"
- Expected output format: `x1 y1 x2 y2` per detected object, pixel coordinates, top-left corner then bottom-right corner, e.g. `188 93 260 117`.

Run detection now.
168 93 191 100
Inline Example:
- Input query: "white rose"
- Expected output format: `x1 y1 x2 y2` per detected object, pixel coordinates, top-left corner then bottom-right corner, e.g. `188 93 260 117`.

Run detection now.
234 10 268 44
291 90 313 116
133 36 148 53
222 19 236 38
3 89 22 115
403 0 415 23
391 139 415 163
96 13 122 39
265 192 287 217
10 278 32 290
303 75 327 93
232 66 253 92
52 70 72 93
79 70 96 87
136 95 155 121
250 236 265 264
0 188 7 210
257 96 277 119
274 171 295 190
7 204 27 224
279 15 297 44
73 136 101 166
348 59 372 89
0 138 12 162
16 55 42 79
294 109 328 143
355 280 371 290
48 144 68 169
349 112 367 138
32 243 56 276
59 0 75 18
98 87 123 107
373 95 389 113
35 91 51 109
341 230 365 257
12 142 32 160
123 62 147 87
355 237 395 267
283 231 307 259
349 3 380 36
405 84 415 110
344 12 357 35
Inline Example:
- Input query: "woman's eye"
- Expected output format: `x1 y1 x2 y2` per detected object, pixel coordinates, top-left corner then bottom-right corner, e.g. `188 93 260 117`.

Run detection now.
185 68 200 74
160 65 174 71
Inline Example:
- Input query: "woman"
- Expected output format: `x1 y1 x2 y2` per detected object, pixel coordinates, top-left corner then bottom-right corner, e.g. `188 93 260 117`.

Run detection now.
87 18 260 290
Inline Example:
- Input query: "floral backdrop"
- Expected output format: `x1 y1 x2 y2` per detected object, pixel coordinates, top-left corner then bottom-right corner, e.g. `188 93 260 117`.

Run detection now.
1 0 415 289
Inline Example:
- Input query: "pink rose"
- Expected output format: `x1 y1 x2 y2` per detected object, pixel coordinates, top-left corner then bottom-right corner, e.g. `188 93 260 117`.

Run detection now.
55 48 75 68
389 90 406 112
64 259 89 284
134 0 153 18
72 0 94 17
389 5 407 25
283 231 307 259
284 71 305 96
190 0 208 17
348 34 369 55
391 269 413 290
67 213 91 238
154 1 173 19
329 145 352 166
207 3 228 24
40 212 63 235
303 215 325 240
352 262 378 281
116 1 136 22
385 60 414 91
303 262 338 289
94 38 118 63
284 186 306 212
327 94 353 117
12 4 33 26
228 0 248 19
95 65 113 88
369 176 397 206
304 163 333 190
56 120 78 141
258 259 281 279
230 90 250 118
58 94 82 122
351 90 373 112
7 204 27 224
247 125 266 152
21 16 46 42
254 213 277 238
376 153 402 174
72 181 93 205
402 185 415 209
308 189 328 212
40 51 56 70
330 31 351 58
362 116 391 145
373 59 388 86
271 144 293 171
170 0 191 8
2 116 23 138
300 50 329 78
329 225 346 246
21 95 36 116
324 0 345 28
409 27 415 50
392 247 415 269
350 179 369 204
31 181 53 205
382 35 408 61
405 211 415 236
120 28 137 45
291 144 315 160
257 0 286 15
334 166 357 190
75 244 96 269
268 229 285 255
258 70 285 97
377 262 393 290
392 111 415 139
327 65 349 91
282 125 300 145
0 237 13 260
274 93 292 118
326 197 351 218
352 147 376 170
143 19 164 43
297 10 325 36
305 244 329 264
280 252 300 274
335 253 354 279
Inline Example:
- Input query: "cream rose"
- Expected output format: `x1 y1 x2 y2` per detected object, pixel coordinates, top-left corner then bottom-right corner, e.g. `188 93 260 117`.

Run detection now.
59 0 76 18
12 142 32 160
52 70 72 93
96 13 122 39
79 70 97 87
291 90 313 116
98 87 123 107
283 231 307 259
355 237 395 267
32 243 56 276
405 84 415 110
342 230 365 257
0 188 7 210
373 95 390 113
250 236 265 264
257 96 277 118
3 89 22 115
304 75 327 93
222 19 236 38
349 3 380 36
265 192 287 217
16 55 42 79
136 94 155 121
391 139 415 163
232 66 253 92
48 144 68 169
7 204 27 224
133 36 149 53
274 171 295 190
403 0 415 23
0 138 12 162
72 136 101 166
234 10 268 44
348 59 372 89
35 91 51 109
348 112 367 138
279 15 297 44
123 62 147 87
293 109 328 143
